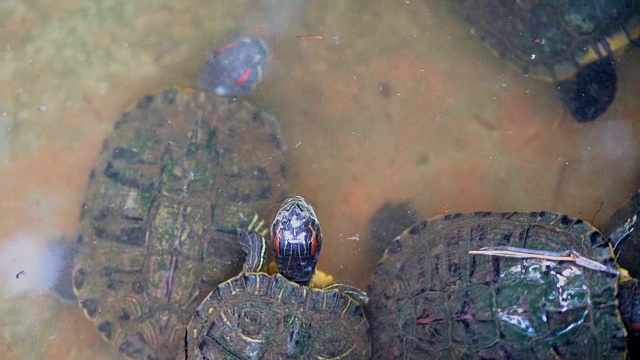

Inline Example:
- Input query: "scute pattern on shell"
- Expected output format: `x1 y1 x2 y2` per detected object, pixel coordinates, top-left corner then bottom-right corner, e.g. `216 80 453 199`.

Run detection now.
367 211 627 359
185 273 371 359
455 0 640 81
72 87 287 360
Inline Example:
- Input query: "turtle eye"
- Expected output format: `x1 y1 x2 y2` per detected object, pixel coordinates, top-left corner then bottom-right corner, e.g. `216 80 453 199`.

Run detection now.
308 225 317 255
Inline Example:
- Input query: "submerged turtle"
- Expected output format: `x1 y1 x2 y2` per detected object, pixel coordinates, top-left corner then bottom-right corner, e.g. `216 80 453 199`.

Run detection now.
367 211 640 358
368 201 420 260
71 38 288 359
184 196 371 359
455 0 640 122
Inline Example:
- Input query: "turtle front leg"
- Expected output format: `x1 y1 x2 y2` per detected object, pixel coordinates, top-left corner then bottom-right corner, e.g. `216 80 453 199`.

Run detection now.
238 230 266 273
324 283 369 305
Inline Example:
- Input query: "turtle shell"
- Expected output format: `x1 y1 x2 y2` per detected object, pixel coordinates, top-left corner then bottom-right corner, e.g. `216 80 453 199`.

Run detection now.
72 87 287 360
455 0 640 82
367 211 628 358
185 272 371 359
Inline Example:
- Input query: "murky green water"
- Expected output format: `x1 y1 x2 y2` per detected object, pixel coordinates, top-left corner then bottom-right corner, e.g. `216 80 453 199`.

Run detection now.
2 1 639 358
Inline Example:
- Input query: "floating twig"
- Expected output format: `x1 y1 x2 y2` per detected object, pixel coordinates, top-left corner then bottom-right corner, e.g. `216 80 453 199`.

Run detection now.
469 246 628 278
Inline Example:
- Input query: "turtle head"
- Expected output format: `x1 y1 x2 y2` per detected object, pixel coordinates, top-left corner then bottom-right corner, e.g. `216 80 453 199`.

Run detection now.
197 37 269 96
271 196 322 286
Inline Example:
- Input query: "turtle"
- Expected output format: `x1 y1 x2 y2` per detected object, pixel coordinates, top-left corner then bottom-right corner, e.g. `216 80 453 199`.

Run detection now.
455 0 640 122
183 196 371 359
367 201 420 260
70 37 289 360
366 211 640 358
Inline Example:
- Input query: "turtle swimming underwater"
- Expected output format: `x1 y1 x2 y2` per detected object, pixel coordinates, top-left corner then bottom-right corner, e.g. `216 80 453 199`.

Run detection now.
367 211 640 358
455 0 640 122
70 38 288 360
184 196 371 359
367 201 419 261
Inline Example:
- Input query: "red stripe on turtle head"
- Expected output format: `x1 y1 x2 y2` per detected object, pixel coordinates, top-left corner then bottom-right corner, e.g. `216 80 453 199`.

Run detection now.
235 67 252 86
309 225 317 255
215 40 239 54
274 229 281 255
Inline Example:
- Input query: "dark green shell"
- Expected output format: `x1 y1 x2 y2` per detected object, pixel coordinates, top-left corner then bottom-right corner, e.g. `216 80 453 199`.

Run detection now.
185 273 371 359
72 88 287 360
456 0 640 82
367 212 627 358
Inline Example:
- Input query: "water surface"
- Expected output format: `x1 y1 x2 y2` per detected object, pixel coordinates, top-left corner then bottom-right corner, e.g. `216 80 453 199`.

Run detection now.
2 1 639 358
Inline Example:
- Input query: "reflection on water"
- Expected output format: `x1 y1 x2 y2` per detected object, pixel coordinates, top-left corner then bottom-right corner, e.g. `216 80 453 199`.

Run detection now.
0 233 59 296
498 259 591 338
2 0 639 358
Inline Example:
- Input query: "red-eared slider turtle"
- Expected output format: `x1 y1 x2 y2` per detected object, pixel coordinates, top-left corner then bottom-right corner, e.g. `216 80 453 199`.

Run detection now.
367 211 640 358
455 0 640 122
184 196 371 359
71 38 288 360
